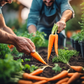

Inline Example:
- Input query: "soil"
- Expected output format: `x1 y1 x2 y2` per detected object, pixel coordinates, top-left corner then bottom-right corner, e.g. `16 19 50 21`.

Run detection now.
14 42 84 84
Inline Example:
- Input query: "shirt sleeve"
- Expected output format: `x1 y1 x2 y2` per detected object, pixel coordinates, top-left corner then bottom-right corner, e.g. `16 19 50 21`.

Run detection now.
0 8 2 14
60 0 74 18
27 0 42 29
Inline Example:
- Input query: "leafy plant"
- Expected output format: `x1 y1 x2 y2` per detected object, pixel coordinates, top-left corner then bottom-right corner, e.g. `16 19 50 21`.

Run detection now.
0 43 11 59
0 54 24 83
52 48 78 65
24 58 31 62
11 47 23 57
19 31 46 48
23 64 38 73
52 64 62 73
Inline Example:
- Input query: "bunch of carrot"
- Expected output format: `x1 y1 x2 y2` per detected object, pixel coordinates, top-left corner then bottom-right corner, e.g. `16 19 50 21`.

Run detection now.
47 24 58 62
17 65 84 84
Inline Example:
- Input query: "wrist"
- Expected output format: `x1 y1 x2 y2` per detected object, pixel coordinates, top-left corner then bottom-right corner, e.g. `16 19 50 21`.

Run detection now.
60 18 66 23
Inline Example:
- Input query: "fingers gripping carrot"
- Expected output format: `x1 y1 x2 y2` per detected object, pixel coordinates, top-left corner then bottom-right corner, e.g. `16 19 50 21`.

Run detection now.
70 66 84 72
54 34 58 57
30 51 47 65
47 34 55 62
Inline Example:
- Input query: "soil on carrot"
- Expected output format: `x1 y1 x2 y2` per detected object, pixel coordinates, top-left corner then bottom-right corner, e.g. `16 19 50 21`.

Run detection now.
14 43 84 84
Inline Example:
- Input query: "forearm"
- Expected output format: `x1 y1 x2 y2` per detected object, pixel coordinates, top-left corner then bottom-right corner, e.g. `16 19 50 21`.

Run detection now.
2 26 16 36
0 29 16 44
28 25 37 34
60 10 73 22
0 14 16 36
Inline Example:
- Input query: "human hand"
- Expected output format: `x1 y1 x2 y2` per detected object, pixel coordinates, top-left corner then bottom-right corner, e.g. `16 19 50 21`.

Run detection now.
56 21 66 33
14 36 35 54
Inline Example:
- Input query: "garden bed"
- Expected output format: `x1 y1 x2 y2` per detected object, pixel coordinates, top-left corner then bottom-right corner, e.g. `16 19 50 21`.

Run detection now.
14 44 84 84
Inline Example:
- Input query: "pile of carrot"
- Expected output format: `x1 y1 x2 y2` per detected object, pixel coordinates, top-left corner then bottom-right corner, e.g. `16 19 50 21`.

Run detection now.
17 65 84 84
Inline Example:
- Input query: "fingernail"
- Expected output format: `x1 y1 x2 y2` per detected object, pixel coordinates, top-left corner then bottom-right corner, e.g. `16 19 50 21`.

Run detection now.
32 50 35 53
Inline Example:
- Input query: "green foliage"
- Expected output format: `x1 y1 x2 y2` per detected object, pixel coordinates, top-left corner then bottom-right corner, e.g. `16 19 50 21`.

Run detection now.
11 47 23 57
52 48 78 65
23 64 38 73
0 54 24 83
71 2 84 42
19 31 46 48
52 64 62 73
0 44 11 59
24 58 31 62
7 2 19 11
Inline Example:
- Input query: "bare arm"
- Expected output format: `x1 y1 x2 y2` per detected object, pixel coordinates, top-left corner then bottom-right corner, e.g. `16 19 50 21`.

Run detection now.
0 14 16 35
56 10 73 33
0 29 35 53
28 25 37 34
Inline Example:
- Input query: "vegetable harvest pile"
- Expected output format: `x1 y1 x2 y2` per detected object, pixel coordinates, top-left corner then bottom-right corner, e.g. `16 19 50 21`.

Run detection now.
0 25 84 84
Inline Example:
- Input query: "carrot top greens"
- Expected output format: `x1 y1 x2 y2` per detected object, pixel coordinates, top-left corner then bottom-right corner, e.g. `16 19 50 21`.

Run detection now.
52 47 79 65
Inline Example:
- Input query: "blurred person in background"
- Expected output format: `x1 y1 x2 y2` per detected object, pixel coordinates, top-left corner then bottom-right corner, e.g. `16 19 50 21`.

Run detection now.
27 0 74 46
0 0 35 54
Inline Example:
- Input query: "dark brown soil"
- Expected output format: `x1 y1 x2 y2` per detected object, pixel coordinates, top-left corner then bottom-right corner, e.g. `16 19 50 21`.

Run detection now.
14 44 84 84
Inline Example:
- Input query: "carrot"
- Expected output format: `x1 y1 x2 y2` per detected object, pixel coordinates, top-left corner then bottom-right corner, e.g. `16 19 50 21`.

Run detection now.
61 82 68 84
30 51 47 65
49 70 68 81
67 73 74 77
70 66 84 72
8 45 14 49
54 34 58 57
81 76 84 80
23 73 48 81
81 81 84 84
47 34 55 62
67 72 81 84
18 80 33 84
56 77 69 84
33 80 48 84
68 72 83 77
30 66 47 75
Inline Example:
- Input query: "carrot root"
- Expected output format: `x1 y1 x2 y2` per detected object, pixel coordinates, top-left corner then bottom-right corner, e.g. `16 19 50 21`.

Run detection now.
18 80 32 84
56 77 69 84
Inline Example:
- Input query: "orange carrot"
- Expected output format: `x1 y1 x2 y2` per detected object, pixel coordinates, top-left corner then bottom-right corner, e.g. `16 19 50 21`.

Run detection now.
33 80 48 84
30 66 47 75
30 51 47 65
67 73 74 77
81 81 84 84
61 82 68 84
47 34 55 62
8 45 14 49
54 34 58 57
23 73 48 81
49 70 68 81
56 77 69 84
68 72 83 77
81 76 84 80
67 72 81 84
18 80 33 84
70 66 84 72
